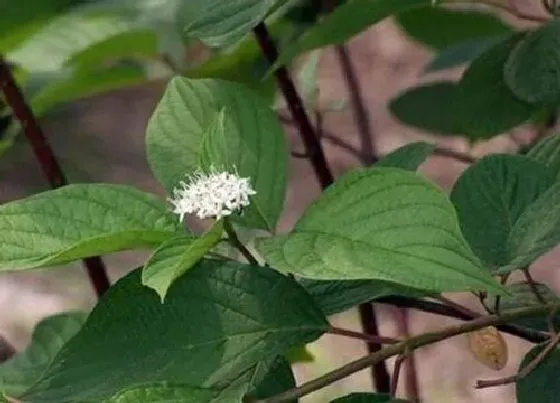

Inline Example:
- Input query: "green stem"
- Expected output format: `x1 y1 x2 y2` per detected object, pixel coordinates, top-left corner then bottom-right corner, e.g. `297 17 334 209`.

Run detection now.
248 303 560 403
223 219 259 266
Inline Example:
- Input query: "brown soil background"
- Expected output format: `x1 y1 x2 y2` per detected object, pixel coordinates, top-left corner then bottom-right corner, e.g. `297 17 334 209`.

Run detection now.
1 6 557 402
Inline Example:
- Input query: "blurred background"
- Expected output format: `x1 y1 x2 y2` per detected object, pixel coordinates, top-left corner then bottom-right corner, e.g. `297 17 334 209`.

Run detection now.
1 0 558 401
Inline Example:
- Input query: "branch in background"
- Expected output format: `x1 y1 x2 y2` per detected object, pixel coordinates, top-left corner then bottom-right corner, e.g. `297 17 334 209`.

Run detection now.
328 325 401 344
378 295 548 343
253 23 334 188
249 303 559 403
0 335 15 363
0 56 111 298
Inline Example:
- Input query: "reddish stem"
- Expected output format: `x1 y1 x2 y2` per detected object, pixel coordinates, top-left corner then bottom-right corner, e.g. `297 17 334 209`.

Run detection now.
0 57 110 298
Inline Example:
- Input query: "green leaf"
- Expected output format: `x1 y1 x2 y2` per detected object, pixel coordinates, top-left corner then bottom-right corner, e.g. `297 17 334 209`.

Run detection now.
104 384 217 403
426 36 507 72
257 166 502 294
506 181 560 272
376 142 435 171
142 221 224 301
516 344 560 403
331 392 410 402
396 7 510 50
299 278 430 316
0 312 87 397
30 66 146 117
8 12 134 72
454 34 534 138
527 134 560 180
285 345 315 363
246 357 296 402
389 82 459 135
450 155 553 270
146 77 288 231
490 282 560 332
181 0 278 47
0 184 181 271
505 20 560 106
67 29 159 70
20 260 327 402
273 0 428 69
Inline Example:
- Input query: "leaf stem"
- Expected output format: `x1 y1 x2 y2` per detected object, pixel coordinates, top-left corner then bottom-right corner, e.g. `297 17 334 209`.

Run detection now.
523 269 547 305
328 325 400 344
0 56 111 298
223 219 259 266
475 330 560 389
251 303 560 402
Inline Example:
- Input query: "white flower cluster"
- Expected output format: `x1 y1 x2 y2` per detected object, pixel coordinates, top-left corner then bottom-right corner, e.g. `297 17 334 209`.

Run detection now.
169 168 256 221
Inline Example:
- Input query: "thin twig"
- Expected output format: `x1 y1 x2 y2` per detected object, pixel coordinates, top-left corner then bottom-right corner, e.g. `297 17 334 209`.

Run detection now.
248 303 560 403
377 296 549 343
436 295 481 318
523 269 547 305
445 0 549 22
475 331 560 389
253 23 334 188
391 353 408 398
0 56 111 298
433 146 477 164
328 325 400 344
393 308 420 401
223 219 259 266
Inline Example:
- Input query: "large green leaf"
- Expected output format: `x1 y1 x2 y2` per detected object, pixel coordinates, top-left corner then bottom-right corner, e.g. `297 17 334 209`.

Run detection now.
504 20 560 105
273 0 428 69
376 141 435 171
30 66 146 117
490 282 560 332
258 167 502 294
426 36 507 72
181 0 278 47
331 393 409 402
527 134 560 180
142 221 224 301
396 7 510 50
389 82 459 135
0 312 87 398
8 12 134 72
450 155 553 269
103 356 294 403
506 181 560 272
516 344 560 403
0 184 182 271
454 34 534 138
146 77 288 231
20 260 327 402
299 278 430 316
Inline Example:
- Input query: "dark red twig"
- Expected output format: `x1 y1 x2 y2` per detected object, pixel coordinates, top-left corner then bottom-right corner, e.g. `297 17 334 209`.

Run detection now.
0 56 110 298
252 23 334 188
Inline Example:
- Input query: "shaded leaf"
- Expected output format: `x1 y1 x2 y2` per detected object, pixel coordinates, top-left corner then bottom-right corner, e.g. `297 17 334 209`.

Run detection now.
505 20 560 105
258 166 502 294
389 82 459 135
527 134 560 180
516 344 560 403
273 0 428 69
450 155 553 269
20 260 327 402
396 7 510 50
181 0 278 47
454 34 534 138
299 277 431 316
426 36 507 72
0 312 87 397
146 77 288 231
0 184 181 271
376 141 435 171
507 181 560 272
142 221 224 301
246 356 296 402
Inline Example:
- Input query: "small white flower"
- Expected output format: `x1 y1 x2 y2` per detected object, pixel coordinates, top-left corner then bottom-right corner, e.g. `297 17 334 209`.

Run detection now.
169 168 257 221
